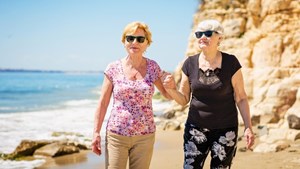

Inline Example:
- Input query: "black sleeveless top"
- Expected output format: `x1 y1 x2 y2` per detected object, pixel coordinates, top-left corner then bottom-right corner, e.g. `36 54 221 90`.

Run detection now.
182 52 241 129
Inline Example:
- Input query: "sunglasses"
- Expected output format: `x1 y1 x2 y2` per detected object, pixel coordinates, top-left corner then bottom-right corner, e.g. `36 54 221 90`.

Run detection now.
125 36 146 43
195 31 215 38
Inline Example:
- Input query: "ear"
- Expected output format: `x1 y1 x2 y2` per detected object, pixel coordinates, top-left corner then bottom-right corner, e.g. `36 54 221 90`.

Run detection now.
218 36 223 43
217 36 223 46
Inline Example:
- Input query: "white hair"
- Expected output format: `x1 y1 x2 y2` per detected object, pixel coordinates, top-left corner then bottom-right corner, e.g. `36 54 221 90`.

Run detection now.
196 19 224 35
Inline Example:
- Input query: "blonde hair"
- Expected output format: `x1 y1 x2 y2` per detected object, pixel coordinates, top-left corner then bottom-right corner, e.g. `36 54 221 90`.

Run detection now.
121 21 153 46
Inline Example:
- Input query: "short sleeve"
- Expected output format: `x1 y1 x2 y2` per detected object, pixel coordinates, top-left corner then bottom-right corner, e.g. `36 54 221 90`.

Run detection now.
104 62 116 82
182 54 200 77
230 55 242 76
181 57 190 77
148 59 161 82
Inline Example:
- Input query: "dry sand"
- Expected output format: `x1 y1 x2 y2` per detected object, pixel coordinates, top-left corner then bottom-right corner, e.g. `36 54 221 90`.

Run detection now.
37 129 300 169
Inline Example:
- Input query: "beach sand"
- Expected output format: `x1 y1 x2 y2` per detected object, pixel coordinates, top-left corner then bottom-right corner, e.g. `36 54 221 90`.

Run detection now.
37 129 300 169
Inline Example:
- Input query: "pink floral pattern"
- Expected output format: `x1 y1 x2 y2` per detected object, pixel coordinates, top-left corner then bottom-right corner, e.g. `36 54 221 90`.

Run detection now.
104 58 161 136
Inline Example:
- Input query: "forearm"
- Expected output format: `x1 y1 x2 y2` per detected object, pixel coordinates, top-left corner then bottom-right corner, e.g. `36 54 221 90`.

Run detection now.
93 112 104 134
158 89 174 100
94 75 112 134
166 88 189 106
93 102 109 134
162 72 190 105
236 98 252 129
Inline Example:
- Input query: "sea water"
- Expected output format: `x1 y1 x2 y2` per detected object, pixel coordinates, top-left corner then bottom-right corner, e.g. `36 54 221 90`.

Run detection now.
0 71 104 168
0 71 103 113
0 71 170 169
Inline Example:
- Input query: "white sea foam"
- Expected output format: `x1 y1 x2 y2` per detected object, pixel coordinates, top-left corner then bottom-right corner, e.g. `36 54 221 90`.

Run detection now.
0 107 13 111
0 102 106 154
0 98 170 168
0 159 46 169
0 98 110 168
63 99 98 106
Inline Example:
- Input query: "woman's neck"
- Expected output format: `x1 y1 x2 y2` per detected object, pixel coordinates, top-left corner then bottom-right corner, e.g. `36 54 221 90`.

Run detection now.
124 55 144 68
200 50 219 63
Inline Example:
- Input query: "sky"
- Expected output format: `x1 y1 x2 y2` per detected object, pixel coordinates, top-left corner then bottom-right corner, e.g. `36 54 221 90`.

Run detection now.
0 0 199 72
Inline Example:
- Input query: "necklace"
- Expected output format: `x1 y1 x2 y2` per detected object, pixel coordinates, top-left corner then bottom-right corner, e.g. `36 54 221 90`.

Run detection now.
199 52 220 71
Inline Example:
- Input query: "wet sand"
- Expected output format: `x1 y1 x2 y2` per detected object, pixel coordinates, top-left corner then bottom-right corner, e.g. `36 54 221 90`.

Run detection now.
37 129 300 169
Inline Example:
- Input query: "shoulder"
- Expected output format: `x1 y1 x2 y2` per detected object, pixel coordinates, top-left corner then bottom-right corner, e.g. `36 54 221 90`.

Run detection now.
106 60 121 70
105 60 121 75
221 52 239 62
182 54 199 76
146 57 159 66
221 52 241 75
183 54 199 65
183 53 199 67
186 54 199 61
145 57 161 81
108 60 121 67
146 58 161 70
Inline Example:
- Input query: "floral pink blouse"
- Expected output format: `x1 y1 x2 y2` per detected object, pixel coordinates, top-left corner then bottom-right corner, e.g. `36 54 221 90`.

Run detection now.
104 58 161 136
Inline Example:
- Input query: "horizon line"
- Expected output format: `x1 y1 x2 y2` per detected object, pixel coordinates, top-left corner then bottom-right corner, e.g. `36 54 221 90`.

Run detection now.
0 68 103 73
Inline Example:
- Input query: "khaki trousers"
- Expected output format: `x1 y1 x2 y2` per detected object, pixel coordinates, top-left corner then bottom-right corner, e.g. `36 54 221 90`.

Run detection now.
105 131 155 169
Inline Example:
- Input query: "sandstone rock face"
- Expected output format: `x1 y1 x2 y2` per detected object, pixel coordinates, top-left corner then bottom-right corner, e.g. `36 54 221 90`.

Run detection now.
178 0 300 125
166 0 300 151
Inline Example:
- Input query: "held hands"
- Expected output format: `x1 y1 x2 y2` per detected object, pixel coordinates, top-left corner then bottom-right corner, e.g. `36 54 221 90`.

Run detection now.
161 71 176 90
91 133 101 155
244 127 255 150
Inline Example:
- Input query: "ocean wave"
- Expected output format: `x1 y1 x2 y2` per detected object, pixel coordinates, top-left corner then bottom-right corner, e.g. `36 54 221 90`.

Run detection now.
0 97 169 168
0 89 51 94
63 99 98 106
0 107 13 110
0 159 46 169
0 100 106 154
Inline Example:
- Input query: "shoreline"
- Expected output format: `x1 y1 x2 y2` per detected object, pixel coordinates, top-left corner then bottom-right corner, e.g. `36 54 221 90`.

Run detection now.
36 150 105 169
37 130 184 169
37 128 300 169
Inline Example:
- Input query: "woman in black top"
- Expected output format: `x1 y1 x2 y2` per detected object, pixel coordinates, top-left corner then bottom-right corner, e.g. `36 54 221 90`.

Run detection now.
163 19 255 169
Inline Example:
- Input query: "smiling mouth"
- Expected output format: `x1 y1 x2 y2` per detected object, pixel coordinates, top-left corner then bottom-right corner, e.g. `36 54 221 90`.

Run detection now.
200 41 209 44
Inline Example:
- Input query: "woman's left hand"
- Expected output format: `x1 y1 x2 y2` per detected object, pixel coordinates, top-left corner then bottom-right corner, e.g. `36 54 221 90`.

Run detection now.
244 127 255 150
161 71 176 90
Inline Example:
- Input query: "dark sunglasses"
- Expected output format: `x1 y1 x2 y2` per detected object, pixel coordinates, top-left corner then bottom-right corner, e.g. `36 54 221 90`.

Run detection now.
195 31 215 38
126 36 146 43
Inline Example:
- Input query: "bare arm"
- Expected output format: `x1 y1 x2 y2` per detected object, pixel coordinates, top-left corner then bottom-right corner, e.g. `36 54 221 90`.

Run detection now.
154 77 173 100
92 75 113 155
232 69 255 149
163 71 191 106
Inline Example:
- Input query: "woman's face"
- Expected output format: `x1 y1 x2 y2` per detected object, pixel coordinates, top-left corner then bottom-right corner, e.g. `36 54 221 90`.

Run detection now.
124 28 148 56
195 30 221 50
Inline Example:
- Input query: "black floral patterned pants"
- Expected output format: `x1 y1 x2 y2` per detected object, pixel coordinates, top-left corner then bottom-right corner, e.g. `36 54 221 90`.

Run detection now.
183 123 238 169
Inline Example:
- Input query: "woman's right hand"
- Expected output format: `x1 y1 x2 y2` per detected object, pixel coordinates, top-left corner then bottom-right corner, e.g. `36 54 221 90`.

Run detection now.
91 133 101 155
162 74 176 90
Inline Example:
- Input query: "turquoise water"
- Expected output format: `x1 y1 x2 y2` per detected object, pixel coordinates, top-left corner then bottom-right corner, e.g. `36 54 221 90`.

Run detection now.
0 70 170 169
0 71 103 113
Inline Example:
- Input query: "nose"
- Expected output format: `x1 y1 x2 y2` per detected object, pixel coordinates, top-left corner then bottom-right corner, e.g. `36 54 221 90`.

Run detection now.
199 34 207 39
132 39 139 43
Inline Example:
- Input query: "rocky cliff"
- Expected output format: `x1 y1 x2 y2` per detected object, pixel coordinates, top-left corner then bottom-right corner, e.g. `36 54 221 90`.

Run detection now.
165 0 300 153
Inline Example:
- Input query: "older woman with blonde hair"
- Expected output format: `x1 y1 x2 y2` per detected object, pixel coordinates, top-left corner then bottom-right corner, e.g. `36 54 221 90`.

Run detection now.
91 21 172 169
163 19 255 169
